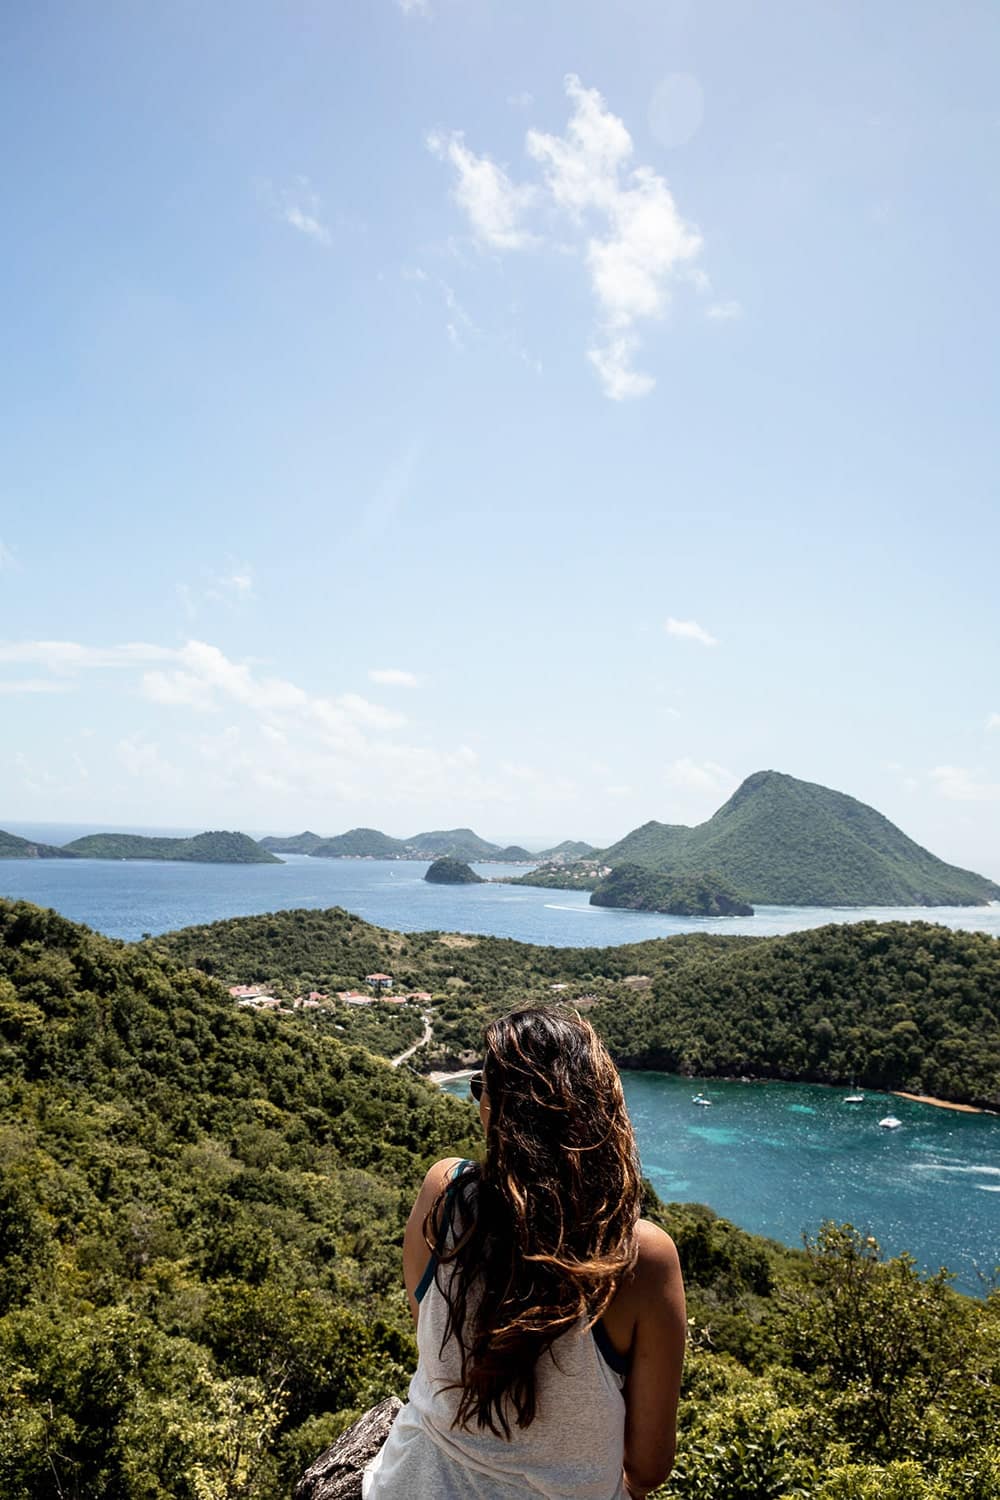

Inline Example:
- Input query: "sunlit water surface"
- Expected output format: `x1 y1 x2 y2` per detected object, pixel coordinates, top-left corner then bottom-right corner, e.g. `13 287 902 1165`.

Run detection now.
442 1073 999 1297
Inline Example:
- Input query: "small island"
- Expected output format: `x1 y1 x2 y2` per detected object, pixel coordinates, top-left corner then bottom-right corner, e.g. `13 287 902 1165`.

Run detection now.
424 857 484 885
61 831 283 864
590 864 754 917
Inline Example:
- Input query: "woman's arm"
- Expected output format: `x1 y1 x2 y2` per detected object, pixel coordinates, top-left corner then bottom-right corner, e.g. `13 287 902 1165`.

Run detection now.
401 1157 464 1323
622 1219 687 1498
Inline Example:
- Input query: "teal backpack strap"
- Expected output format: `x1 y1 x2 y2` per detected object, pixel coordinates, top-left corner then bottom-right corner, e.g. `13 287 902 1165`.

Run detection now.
415 1160 474 1304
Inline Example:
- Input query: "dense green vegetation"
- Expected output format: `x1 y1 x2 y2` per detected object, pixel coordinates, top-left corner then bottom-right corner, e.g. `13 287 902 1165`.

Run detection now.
593 920 1000 1108
538 838 596 858
591 863 754 916
308 827 408 858
0 898 477 1498
0 829 78 859
259 831 325 854
62 831 282 864
600 771 1000 906
424 857 484 885
149 906 1000 1106
1 898 998 1498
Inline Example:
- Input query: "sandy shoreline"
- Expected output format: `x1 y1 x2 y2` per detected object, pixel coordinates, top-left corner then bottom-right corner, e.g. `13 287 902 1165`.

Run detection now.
892 1090 985 1115
428 1068 477 1086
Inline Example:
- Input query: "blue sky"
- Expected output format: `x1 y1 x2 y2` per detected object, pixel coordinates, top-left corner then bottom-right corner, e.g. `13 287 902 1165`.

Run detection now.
1 0 998 873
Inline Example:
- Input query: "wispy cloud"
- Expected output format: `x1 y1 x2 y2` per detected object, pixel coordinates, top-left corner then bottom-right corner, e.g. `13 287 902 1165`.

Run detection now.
397 0 431 14
429 75 709 399
263 177 332 246
0 641 174 672
178 560 255 619
369 668 420 688
426 130 537 251
707 300 743 322
931 765 1000 803
665 617 718 647
665 757 735 796
0 540 16 570
987 713 1000 731
0 634 581 820
0 677 75 694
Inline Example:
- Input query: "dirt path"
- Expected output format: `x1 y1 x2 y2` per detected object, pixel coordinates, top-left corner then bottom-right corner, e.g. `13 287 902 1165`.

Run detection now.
391 1012 433 1068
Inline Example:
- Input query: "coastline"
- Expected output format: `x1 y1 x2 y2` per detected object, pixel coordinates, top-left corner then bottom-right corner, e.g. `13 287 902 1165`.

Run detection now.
428 1068 477 1086
892 1090 985 1115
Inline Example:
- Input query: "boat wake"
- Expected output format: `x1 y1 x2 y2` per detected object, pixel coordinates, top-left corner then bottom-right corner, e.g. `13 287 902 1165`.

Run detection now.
543 903 598 913
911 1164 1000 1176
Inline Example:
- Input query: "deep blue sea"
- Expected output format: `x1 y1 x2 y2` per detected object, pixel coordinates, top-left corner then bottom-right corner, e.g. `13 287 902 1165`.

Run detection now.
443 1074 1000 1297
3 828 998 1295
2 835 1000 946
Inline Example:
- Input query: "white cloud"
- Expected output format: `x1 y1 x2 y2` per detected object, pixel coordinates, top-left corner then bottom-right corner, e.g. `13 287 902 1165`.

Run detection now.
426 130 537 251
177 560 255 618
0 678 75 694
430 75 704 399
0 641 173 673
987 713 1000 731
665 617 718 647
707 300 743 321
279 178 332 246
117 735 183 786
931 766 1000 803
369 668 420 688
398 0 430 14
665 757 735 796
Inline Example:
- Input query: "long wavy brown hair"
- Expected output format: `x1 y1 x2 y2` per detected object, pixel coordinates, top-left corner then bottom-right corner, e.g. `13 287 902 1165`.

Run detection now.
424 1006 642 1438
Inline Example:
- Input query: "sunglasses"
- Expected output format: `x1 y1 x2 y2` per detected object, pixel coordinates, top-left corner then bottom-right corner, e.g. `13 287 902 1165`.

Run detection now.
470 1072 484 1103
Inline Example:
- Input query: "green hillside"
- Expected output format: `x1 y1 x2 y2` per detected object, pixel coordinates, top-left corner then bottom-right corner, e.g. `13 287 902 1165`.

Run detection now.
62 830 282 863
591 919 1000 1107
601 771 1000 906
259 830 325 854
405 827 499 859
0 829 78 859
2 898 999 1498
308 828 408 858
590 864 754 917
538 838 596 859
148 905 1000 1107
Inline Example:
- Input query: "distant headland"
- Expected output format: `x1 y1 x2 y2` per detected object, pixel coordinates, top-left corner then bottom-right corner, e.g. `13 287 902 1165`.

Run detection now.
2 769 998 905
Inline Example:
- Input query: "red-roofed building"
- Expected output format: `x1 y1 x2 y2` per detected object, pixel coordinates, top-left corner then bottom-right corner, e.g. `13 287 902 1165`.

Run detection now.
365 972 394 992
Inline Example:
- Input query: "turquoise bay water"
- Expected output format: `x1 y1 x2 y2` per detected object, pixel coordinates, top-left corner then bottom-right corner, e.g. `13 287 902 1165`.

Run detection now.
443 1074 1000 1297
2 848 1000 946
2 842 998 1293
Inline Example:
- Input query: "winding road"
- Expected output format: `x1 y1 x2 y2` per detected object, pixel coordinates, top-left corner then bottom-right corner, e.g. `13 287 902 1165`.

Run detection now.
391 1011 433 1068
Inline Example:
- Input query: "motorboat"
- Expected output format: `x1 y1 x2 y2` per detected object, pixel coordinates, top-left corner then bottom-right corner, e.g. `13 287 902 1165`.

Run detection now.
844 1093 865 1103
878 1115 902 1130
692 1093 712 1107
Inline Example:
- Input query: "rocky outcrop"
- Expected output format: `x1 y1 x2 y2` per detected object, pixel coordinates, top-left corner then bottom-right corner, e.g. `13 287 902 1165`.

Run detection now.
295 1396 403 1500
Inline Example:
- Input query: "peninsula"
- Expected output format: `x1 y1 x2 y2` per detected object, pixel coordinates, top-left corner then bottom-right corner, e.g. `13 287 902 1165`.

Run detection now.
590 864 754 917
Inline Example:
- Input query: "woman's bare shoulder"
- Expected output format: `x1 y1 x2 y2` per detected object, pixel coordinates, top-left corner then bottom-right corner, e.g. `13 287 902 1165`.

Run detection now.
634 1217 682 1282
417 1156 466 1204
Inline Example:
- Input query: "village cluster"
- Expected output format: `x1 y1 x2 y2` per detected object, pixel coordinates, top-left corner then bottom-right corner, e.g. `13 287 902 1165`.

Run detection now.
228 972 434 1015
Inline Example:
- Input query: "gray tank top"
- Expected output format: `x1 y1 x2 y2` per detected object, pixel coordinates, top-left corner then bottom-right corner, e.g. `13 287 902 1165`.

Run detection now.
364 1165 629 1500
